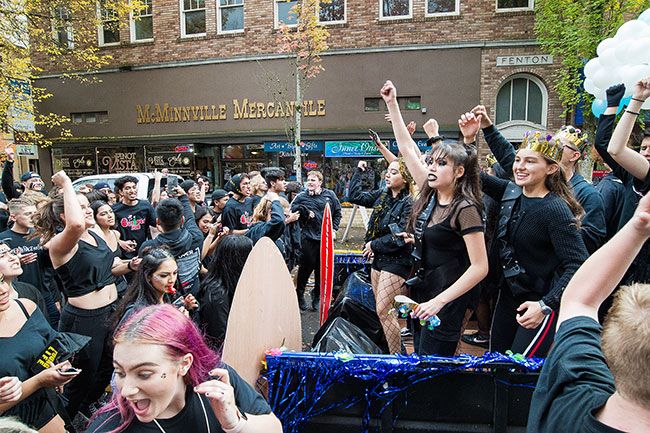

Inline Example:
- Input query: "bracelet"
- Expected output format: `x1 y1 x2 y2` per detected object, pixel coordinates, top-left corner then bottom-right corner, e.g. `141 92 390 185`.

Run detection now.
626 109 640 116
222 415 247 433
426 135 444 146
127 260 135 271
631 97 645 103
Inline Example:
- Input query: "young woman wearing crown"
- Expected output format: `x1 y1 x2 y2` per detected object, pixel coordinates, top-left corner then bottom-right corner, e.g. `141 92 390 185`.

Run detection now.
459 112 588 358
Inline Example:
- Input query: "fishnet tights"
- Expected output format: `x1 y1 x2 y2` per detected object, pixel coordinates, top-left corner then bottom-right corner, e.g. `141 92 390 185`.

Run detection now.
371 269 407 354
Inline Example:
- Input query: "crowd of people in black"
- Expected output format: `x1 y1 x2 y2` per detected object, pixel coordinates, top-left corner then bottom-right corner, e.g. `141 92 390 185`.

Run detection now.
1 78 650 433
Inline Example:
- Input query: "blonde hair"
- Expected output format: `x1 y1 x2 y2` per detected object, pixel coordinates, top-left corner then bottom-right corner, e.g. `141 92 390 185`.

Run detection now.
307 170 323 183
252 197 273 222
601 283 650 407
7 197 34 215
250 174 266 196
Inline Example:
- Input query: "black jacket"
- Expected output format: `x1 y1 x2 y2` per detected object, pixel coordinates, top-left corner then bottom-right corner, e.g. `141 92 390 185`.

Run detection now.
291 188 342 241
139 195 204 296
245 200 286 255
2 161 21 199
482 124 606 253
348 168 413 272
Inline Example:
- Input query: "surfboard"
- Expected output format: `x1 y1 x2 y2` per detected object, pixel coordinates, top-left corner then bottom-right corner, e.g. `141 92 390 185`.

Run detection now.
222 237 302 387
319 203 334 325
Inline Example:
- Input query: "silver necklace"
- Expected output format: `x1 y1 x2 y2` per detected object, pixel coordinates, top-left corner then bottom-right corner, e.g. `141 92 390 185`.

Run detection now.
151 393 210 433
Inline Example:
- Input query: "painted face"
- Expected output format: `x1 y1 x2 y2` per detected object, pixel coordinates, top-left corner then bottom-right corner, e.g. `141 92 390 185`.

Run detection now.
149 259 178 295
122 182 138 202
0 244 23 278
385 161 405 191
25 177 44 191
239 178 252 197
512 148 556 188
306 174 322 192
11 205 36 230
113 342 190 423
197 214 213 234
640 137 650 161
77 194 95 228
95 204 115 229
426 152 458 190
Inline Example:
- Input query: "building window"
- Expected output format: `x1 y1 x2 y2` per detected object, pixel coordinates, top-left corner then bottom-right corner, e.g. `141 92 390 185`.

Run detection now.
496 0 534 11
181 0 206 36
426 0 459 16
364 96 420 111
319 0 345 23
495 75 546 126
380 0 412 20
218 0 244 33
98 0 120 46
131 0 153 42
275 0 297 27
71 111 109 124
52 5 74 49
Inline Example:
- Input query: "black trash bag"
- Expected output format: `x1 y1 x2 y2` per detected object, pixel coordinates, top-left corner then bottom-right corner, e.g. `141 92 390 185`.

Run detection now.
312 296 389 353
312 317 383 354
335 270 375 312
31 332 92 374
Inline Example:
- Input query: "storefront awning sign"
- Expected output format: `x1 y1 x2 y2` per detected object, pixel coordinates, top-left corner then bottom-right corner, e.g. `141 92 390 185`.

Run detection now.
326 140 431 158
264 141 324 153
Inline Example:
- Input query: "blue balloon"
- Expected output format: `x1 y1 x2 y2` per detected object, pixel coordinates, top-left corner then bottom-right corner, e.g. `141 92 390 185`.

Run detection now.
592 99 607 118
617 96 633 115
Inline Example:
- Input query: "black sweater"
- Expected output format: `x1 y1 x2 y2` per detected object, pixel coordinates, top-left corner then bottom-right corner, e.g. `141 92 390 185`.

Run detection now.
291 188 342 241
481 173 588 310
482 125 606 253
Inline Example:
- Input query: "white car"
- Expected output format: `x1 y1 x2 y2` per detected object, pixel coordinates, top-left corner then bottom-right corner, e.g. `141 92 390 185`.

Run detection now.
72 173 184 200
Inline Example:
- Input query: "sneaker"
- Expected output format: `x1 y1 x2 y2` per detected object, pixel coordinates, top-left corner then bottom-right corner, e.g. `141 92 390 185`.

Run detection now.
400 327 412 338
461 331 490 348
298 295 308 311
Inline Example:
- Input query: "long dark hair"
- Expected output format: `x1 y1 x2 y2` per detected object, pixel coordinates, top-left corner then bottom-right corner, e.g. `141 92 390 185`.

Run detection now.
408 142 482 231
543 159 584 222
202 235 253 301
90 200 114 229
111 247 177 328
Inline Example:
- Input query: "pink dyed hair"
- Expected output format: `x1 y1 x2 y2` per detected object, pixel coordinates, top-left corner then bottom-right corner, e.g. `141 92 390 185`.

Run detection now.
89 305 220 433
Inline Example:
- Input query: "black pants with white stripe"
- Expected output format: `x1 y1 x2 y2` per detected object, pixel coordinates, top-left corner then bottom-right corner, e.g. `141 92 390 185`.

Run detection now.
489 287 557 358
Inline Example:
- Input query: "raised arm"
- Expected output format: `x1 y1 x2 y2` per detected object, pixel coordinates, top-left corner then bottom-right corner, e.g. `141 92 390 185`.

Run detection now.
348 162 382 208
2 147 17 199
48 171 86 258
151 170 162 207
558 191 650 326
607 78 650 181
369 131 397 163
381 81 428 187
471 105 515 177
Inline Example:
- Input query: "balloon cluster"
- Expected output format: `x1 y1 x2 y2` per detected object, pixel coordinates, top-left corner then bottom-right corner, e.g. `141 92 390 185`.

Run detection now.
583 8 650 117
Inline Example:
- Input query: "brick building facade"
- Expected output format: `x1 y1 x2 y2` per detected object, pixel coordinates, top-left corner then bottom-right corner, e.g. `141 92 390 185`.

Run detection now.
35 0 567 187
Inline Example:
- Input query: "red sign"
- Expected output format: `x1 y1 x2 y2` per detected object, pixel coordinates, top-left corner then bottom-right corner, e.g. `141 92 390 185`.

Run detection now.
303 161 318 170
592 170 609 178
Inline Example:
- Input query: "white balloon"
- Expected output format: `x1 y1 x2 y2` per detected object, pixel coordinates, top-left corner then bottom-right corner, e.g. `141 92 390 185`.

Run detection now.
643 98 650 110
584 58 601 78
593 66 619 89
583 78 599 96
622 64 650 91
616 20 648 41
625 38 650 65
613 43 631 65
638 8 650 25
597 38 616 57
599 48 618 69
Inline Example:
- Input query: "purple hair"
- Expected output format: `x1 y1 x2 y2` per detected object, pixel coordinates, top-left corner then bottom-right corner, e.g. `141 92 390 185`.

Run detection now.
89 305 220 433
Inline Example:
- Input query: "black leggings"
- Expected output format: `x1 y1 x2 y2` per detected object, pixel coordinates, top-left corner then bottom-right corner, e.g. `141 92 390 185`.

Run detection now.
59 302 116 418
490 288 556 358
296 238 321 299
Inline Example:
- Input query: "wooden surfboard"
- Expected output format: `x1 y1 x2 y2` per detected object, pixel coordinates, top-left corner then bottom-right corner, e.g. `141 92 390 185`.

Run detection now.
319 203 334 325
222 237 302 387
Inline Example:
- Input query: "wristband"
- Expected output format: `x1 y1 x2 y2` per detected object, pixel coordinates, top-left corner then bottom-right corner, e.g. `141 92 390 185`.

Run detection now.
127 260 135 271
626 109 640 116
426 135 444 146
631 97 645 103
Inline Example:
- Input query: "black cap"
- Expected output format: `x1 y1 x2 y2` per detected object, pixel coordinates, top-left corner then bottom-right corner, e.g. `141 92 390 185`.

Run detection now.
20 172 40 182
211 189 228 202
224 174 244 195
179 180 197 194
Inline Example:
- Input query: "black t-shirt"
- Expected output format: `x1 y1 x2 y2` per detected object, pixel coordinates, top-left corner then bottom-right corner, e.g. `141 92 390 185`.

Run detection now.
221 197 253 231
112 200 156 259
527 316 622 433
0 229 45 292
86 364 271 433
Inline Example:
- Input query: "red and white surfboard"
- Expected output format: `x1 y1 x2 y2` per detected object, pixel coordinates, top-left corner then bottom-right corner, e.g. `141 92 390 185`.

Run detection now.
319 203 334 325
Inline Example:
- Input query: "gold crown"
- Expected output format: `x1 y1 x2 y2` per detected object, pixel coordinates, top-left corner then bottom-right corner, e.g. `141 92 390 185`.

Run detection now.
485 154 497 167
558 125 589 154
520 131 562 162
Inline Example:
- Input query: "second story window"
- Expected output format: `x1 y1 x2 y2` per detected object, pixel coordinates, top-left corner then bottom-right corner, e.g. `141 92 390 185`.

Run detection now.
426 0 459 16
319 0 345 24
496 0 534 11
182 0 206 36
131 0 153 42
52 5 74 49
218 0 244 33
98 0 120 46
380 0 412 20
275 0 297 27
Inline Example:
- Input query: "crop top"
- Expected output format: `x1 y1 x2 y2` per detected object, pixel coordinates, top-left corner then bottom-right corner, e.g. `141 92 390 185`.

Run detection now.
55 231 115 298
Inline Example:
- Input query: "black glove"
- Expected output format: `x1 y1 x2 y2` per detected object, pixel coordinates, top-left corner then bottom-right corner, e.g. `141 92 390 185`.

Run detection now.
606 83 626 108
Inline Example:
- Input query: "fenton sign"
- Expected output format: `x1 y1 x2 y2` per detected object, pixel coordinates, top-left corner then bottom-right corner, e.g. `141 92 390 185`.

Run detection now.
136 99 326 124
